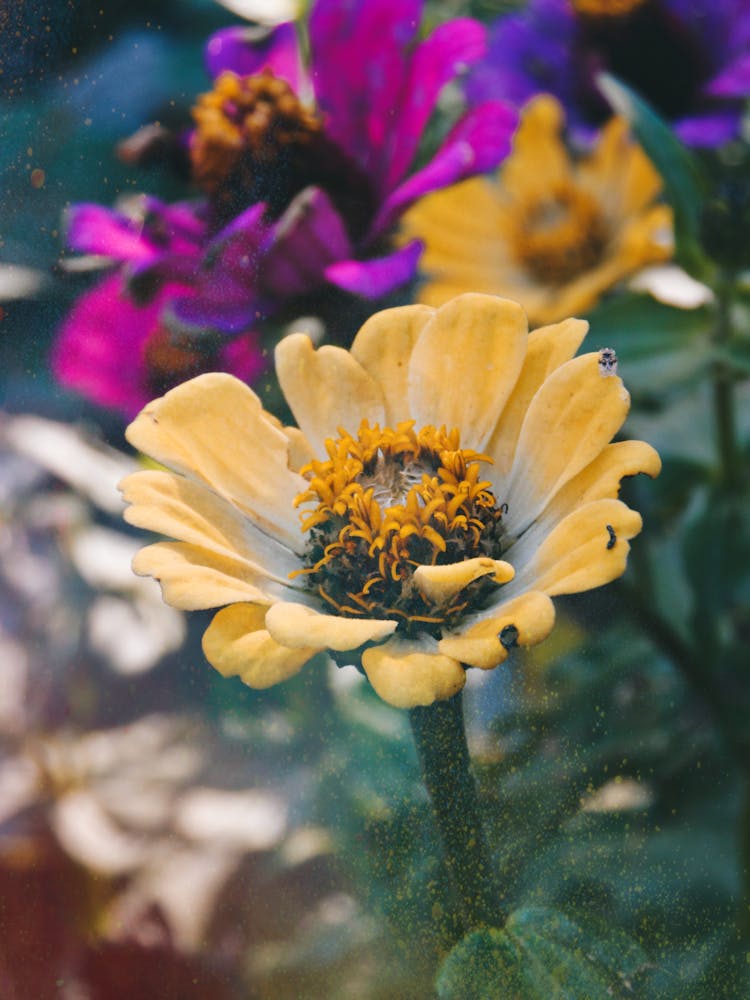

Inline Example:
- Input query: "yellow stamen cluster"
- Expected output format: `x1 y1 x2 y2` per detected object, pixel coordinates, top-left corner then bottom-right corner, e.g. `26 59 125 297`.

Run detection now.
514 181 608 284
190 69 322 195
571 0 646 16
293 421 507 630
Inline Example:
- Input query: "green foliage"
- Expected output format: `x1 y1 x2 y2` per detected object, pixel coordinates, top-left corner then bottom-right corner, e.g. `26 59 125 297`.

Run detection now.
586 292 713 396
596 73 711 279
435 906 650 999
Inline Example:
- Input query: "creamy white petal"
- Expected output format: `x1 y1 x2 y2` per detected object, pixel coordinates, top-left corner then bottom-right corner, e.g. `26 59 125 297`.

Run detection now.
503 354 631 538
413 557 514 606
505 498 643 597
120 469 302 585
125 373 306 550
350 304 435 425
485 317 589 480
264 601 397 651
275 334 386 457
362 637 465 708
132 542 289 609
407 293 528 452
203 603 317 687
439 590 555 669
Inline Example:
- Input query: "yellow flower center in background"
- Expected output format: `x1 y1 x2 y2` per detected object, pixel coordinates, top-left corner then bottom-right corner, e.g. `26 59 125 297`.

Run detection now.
293 421 508 634
190 69 322 195
571 0 646 17
514 182 609 285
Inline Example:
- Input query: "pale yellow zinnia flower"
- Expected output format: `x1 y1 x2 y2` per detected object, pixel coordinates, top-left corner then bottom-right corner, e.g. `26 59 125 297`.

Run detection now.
401 96 673 326
119 293 660 709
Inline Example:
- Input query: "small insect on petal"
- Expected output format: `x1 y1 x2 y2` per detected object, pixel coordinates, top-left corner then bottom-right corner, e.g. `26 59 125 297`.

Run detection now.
499 624 519 649
598 347 618 377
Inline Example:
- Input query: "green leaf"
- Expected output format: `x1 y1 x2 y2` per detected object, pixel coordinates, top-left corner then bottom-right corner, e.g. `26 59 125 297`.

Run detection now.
436 906 649 999
597 73 710 278
715 337 750 375
585 292 713 398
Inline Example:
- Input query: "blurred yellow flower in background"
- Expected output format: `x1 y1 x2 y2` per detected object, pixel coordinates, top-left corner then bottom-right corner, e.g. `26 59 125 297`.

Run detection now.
120 294 660 709
402 96 673 325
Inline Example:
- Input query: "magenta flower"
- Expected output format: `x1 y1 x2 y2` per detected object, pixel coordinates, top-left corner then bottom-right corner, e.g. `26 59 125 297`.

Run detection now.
53 200 266 418
195 0 517 297
54 0 516 415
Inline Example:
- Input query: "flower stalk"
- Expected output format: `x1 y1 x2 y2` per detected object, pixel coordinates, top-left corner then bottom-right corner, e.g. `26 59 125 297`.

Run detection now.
409 691 504 936
712 272 743 494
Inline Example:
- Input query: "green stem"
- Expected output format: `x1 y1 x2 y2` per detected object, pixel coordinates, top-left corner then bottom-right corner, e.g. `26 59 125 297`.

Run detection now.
409 691 504 936
740 770 750 940
712 274 742 493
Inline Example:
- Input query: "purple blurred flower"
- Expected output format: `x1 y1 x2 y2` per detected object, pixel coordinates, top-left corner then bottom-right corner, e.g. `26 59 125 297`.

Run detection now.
466 0 750 147
54 0 517 415
53 199 266 418
199 0 517 297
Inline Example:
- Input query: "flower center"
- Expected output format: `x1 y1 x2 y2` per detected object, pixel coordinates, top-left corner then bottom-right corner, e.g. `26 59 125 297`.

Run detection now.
190 69 323 216
142 325 216 396
572 0 708 125
292 421 508 636
514 182 608 284
571 0 646 17
190 69 376 235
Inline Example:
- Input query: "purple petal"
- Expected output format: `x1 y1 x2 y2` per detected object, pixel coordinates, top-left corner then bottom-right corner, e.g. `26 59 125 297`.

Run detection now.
675 109 742 146
382 18 487 192
204 23 302 91
219 332 267 386
465 0 574 109
705 54 750 98
52 274 159 417
65 204 156 262
309 0 422 177
144 197 207 243
372 100 517 236
207 202 270 276
261 187 353 297
325 240 422 298
126 251 201 300
169 294 261 335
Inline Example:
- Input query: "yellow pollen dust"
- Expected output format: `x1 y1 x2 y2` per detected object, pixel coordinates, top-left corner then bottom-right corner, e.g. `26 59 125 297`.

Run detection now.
571 0 647 17
190 69 322 194
292 420 504 623
514 180 608 284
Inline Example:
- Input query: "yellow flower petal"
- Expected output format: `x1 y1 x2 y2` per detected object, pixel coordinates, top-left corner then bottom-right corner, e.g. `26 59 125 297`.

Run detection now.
413 557 514 607
401 178 513 307
350 304 434 425
579 115 662 215
125 373 305 550
439 590 555 669
401 95 673 326
120 469 301 587
501 95 572 200
486 317 589 478
543 439 662 519
362 639 465 708
275 333 385 456
504 353 631 537
282 425 315 473
502 440 661 578
514 498 643 596
202 603 317 688
264 601 397 651
133 541 277 609
408 293 528 452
